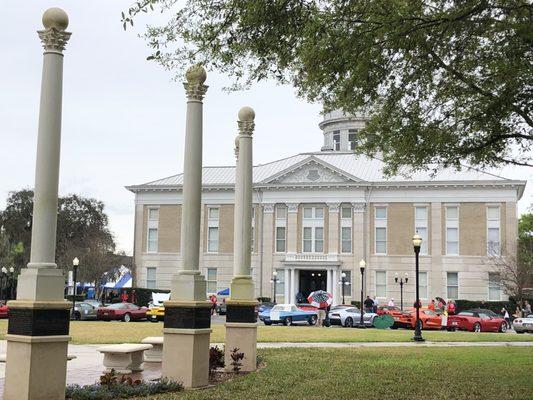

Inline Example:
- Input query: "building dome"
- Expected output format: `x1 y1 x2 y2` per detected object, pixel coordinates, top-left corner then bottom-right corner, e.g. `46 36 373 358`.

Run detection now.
318 109 370 152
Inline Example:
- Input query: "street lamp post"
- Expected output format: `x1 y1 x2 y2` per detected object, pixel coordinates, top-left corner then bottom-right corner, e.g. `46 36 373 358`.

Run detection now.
0 267 7 302
412 234 425 342
270 271 279 304
394 272 409 311
71 257 79 320
340 272 346 305
357 260 366 328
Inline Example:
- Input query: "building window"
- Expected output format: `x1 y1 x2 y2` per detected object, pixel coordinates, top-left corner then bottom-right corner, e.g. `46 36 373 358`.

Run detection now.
375 271 387 298
419 272 428 299
375 206 387 254
302 206 324 253
146 267 156 289
207 207 219 253
445 206 459 255
147 228 158 253
341 270 352 287
341 227 352 253
447 272 459 299
415 206 429 255
275 205 287 253
207 268 217 293
146 207 159 253
348 129 358 150
487 205 501 256
333 131 341 151
275 268 285 296
488 272 501 301
251 207 255 253
148 208 159 221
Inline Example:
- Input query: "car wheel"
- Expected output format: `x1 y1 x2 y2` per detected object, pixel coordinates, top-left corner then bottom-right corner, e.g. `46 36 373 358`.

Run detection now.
499 322 507 333
308 315 317 326
516 330 525 334
123 313 132 323
264 320 272 326
150 318 158 323
345 317 353 328
473 322 481 333
284 317 292 326
447 327 456 332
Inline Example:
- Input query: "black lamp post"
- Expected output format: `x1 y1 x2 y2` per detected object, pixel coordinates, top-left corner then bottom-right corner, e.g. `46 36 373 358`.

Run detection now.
0 267 6 302
412 234 425 342
71 257 79 320
339 272 348 305
356 260 366 328
270 271 279 304
394 272 409 311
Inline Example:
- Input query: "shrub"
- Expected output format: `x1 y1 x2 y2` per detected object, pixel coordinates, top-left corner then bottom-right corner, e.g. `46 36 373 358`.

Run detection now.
209 346 224 376
350 301 361 308
230 348 245 373
65 370 182 400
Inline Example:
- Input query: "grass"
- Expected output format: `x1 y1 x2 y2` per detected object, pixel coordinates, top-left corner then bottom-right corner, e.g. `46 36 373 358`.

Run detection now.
137 347 533 400
0 320 532 344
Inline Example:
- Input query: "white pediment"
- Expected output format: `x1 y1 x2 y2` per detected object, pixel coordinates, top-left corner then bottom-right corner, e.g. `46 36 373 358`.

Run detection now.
265 157 362 185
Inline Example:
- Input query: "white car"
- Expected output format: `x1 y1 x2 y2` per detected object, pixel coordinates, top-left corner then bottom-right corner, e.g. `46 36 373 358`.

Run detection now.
513 314 533 333
329 307 377 327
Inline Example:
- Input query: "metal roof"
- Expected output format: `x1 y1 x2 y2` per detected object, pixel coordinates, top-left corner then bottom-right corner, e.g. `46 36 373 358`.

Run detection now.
126 152 524 193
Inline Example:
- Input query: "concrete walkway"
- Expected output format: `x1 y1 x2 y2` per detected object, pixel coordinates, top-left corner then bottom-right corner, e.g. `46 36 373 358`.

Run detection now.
0 340 530 395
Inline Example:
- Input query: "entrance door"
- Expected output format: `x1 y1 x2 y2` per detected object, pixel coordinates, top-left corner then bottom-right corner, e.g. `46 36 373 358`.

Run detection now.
298 270 327 302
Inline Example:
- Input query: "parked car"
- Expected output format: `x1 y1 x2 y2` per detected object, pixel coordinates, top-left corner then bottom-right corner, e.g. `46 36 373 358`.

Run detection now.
216 300 227 315
72 302 98 321
377 305 403 317
257 302 275 314
83 299 103 309
396 308 443 330
259 304 317 326
97 302 147 322
447 309 507 332
512 314 533 334
0 304 8 318
147 306 165 322
329 307 377 327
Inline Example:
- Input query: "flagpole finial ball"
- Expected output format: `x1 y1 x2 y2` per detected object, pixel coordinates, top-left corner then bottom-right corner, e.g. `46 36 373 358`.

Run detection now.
42 8 69 31
185 65 207 84
238 106 255 122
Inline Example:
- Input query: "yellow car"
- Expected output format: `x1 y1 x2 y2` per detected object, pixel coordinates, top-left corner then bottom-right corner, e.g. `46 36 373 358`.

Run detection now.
147 306 164 322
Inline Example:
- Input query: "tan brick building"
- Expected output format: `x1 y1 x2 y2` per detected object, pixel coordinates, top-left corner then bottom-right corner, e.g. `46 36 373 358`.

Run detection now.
127 112 526 306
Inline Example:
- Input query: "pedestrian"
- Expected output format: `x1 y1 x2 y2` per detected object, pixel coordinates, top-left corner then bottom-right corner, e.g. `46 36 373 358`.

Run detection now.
501 307 511 329
317 305 327 327
388 298 395 307
372 296 379 313
428 299 436 311
210 294 217 316
514 303 522 318
437 299 445 313
446 300 456 316
363 295 374 313
441 308 448 330
413 299 422 309
523 300 531 316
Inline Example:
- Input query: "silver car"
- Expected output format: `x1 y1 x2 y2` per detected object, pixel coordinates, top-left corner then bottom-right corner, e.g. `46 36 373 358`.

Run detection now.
72 301 98 321
329 307 377 327
513 314 533 333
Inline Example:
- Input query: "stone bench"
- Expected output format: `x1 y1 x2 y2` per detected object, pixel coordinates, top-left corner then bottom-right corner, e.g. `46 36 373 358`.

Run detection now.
0 354 76 363
97 343 153 374
141 336 163 363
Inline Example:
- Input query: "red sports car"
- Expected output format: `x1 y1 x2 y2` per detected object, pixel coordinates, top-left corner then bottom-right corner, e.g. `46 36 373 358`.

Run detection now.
396 307 443 330
97 302 147 322
0 304 8 318
447 309 507 333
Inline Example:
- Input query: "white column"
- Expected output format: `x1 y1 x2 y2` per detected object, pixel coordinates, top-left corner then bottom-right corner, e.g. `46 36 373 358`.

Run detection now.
5 9 72 400
290 268 296 304
327 269 333 293
229 107 255 299
327 203 340 255
163 65 210 388
332 268 338 306
284 268 290 302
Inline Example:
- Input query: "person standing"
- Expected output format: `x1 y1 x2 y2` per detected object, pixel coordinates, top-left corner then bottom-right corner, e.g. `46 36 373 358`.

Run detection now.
372 296 379 313
210 294 217 316
501 307 511 329
524 300 531 316
364 295 374 313
428 299 436 311
317 305 326 327
388 298 395 307
446 300 456 316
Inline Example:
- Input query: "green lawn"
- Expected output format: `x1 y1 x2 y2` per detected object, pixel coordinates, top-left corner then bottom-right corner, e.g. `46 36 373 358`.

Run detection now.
139 347 533 400
0 320 532 344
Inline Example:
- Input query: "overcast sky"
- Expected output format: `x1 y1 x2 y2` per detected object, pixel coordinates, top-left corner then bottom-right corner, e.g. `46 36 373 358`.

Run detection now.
1 1 531 255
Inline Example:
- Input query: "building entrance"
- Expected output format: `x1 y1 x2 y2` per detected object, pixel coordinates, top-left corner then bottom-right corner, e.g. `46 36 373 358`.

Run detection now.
298 270 327 302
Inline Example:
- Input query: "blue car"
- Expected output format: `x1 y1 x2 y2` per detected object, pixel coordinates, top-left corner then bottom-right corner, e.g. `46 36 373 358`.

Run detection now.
259 304 318 326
